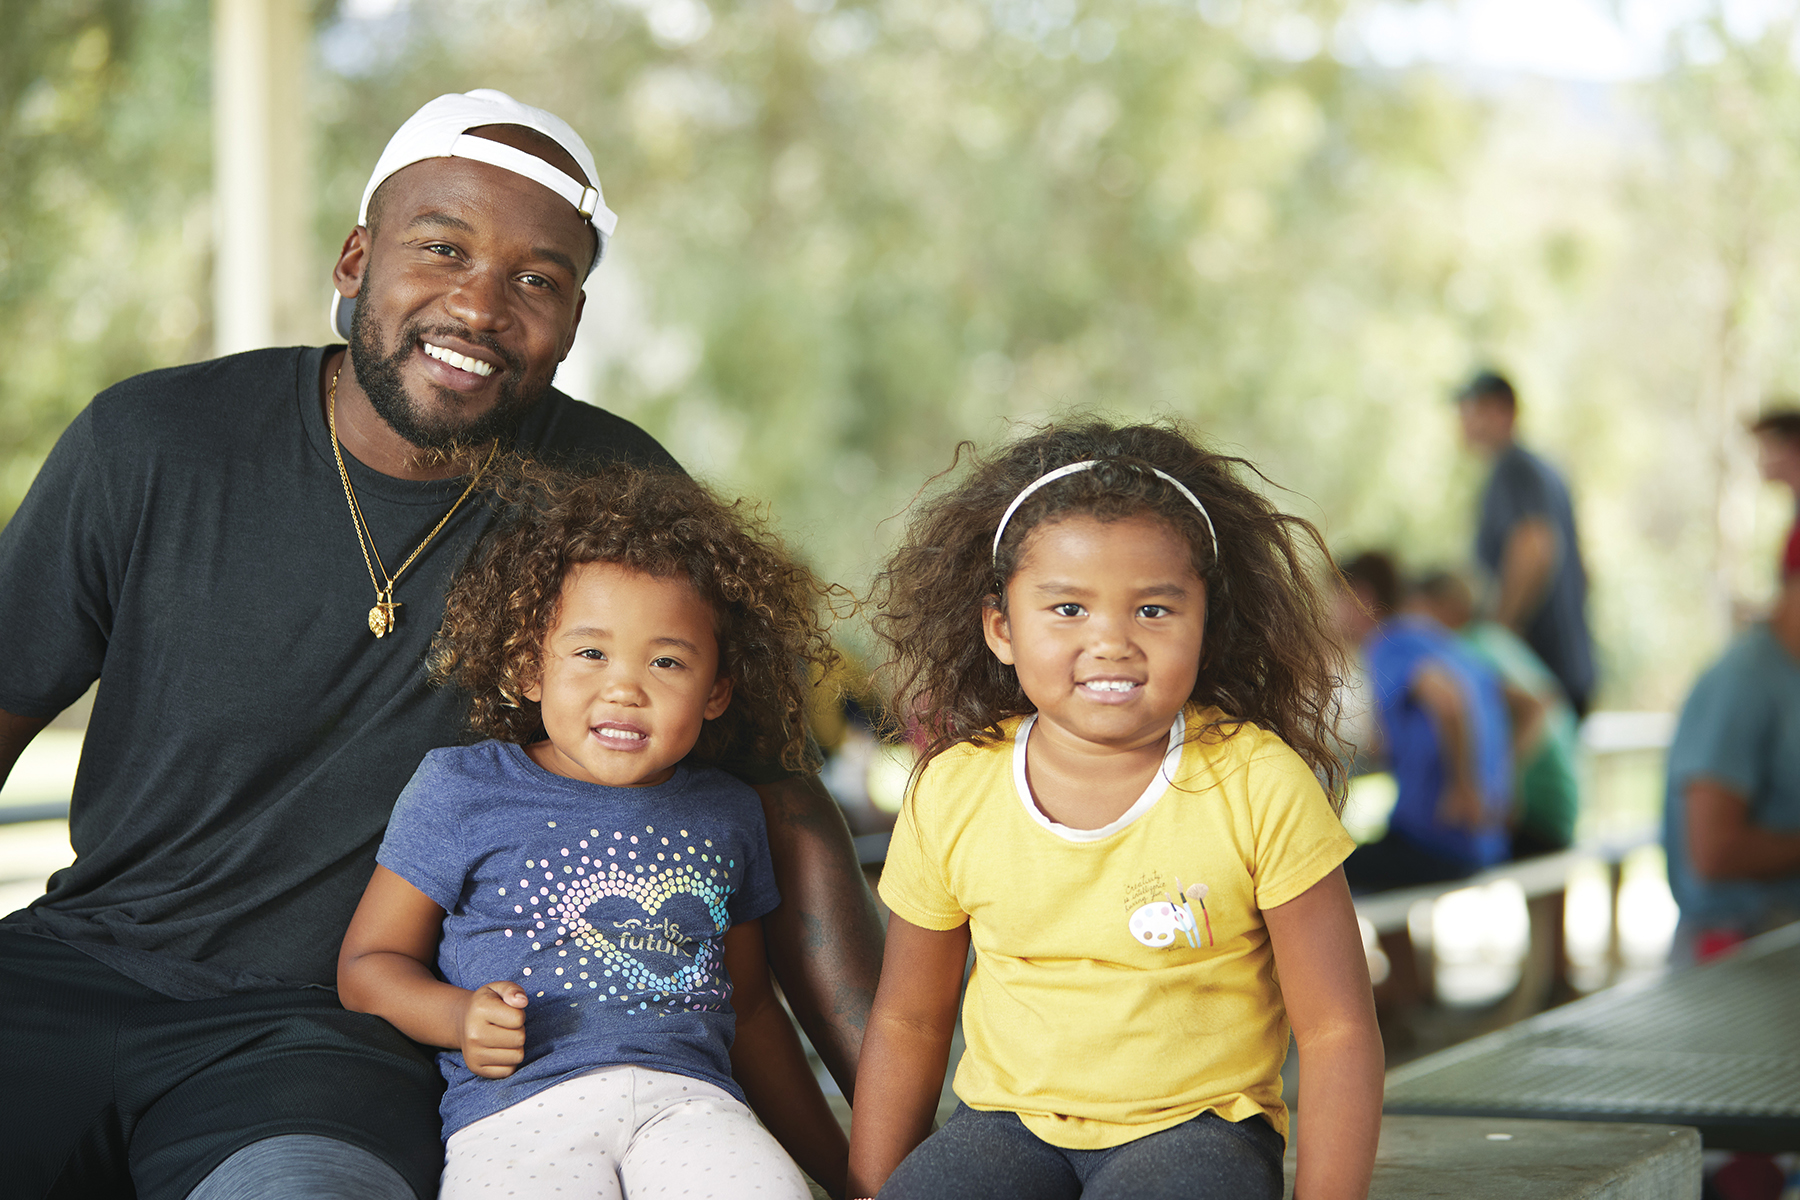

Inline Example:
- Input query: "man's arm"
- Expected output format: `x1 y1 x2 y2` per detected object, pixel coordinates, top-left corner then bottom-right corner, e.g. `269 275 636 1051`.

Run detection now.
725 918 849 1199
753 774 885 1100
1411 665 1485 830
1499 680 1548 764
1685 777 1800 881
1493 516 1557 632
0 710 51 791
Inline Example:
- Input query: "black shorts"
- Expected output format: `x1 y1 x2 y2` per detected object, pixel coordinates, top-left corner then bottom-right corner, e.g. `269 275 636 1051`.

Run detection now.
0 929 445 1200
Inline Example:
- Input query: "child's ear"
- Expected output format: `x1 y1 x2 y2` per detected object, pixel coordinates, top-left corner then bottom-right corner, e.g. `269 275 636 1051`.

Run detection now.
981 594 1016 665
523 677 543 704
703 674 733 721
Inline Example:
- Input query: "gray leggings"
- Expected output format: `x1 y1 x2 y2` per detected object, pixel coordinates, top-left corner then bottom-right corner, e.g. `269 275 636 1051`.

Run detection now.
878 1104 1285 1200
186 1135 416 1200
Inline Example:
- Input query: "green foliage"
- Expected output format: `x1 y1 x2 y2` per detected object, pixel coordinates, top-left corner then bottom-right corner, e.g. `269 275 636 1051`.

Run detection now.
0 0 212 509
8 0 1800 707
310 0 1488 589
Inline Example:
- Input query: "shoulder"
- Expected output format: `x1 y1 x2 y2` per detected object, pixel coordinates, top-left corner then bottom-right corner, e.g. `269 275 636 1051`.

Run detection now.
85 347 312 443
1180 710 1313 787
1671 634 1784 747
680 762 766 810
1692 629 1793 702
1503 443 1571 497
899 730 1018 833
1668 633 1794 775
409 740 528 791
1480 443 1543 497
1365 620 1436 674
916 730 1015 791
515 390 681 472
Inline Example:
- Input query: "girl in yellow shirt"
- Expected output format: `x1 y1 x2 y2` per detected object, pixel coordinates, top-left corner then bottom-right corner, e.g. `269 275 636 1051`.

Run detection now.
849 421 1383 1200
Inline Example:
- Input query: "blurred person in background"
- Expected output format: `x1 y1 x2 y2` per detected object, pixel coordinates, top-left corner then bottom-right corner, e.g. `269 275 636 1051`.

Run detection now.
1661 580 1800 965
1751 404 1800 580
1335 552 1514 892
0 90 879 1200
1458 370 1597 718
1412 569 1579 860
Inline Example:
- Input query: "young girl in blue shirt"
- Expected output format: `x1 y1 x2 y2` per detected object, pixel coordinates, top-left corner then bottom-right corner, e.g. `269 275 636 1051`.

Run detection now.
339 462 848 1199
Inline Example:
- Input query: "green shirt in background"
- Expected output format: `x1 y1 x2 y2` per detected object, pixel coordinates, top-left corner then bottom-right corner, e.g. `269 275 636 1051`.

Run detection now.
1460 620 1582 849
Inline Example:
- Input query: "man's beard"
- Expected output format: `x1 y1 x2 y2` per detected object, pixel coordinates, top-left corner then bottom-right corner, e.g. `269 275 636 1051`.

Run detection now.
346 273 552 457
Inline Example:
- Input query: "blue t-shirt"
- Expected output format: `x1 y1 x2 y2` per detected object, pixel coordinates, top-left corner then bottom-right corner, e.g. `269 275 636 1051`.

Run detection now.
1476 443 1594 709
377 740 782 1138
1661 626 1800 931
1365 616 1512 868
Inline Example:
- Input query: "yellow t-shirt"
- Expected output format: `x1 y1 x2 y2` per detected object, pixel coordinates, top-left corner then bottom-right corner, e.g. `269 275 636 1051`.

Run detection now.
879 706 1355 1150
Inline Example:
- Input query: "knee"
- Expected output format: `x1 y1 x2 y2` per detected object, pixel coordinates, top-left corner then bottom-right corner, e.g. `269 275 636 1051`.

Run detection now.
186 1135 418 1200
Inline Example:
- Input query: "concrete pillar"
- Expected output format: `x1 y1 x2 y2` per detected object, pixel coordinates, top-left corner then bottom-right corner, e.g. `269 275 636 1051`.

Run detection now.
212 0 311 355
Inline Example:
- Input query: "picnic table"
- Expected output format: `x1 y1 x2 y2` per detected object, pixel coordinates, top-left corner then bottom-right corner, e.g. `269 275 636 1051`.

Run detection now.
1384 920 1800 1151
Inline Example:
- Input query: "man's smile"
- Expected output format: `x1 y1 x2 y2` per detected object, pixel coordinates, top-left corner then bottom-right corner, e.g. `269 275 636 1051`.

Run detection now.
422 340 498 378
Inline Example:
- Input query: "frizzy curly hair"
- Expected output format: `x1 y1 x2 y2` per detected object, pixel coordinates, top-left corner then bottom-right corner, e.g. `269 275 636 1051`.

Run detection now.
432 457 836 774
869 419 1347 806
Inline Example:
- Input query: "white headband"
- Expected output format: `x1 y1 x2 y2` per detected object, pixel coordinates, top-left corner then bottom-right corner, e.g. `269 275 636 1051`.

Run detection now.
990 460 1220 567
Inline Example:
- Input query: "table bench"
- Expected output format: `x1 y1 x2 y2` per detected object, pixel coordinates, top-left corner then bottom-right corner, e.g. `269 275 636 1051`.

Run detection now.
1356 833 1652 1022
1384 921 1800 1151
1283 1116 1699 1199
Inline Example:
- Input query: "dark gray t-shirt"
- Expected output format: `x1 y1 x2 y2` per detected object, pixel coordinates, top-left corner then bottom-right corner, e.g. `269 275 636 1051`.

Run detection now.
1475 442 1595 710
0 346 676 998
378 740 780 1137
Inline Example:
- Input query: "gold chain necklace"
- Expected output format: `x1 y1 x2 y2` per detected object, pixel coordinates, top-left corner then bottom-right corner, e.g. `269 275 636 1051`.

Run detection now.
327 367 498 638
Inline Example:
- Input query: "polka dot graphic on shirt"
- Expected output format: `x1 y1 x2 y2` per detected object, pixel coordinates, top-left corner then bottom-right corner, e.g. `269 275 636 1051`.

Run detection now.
499 824 739 1016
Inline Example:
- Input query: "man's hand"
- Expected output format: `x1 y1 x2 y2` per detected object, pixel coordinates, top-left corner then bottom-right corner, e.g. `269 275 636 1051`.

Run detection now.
460 982 528 1078
1439 777 1486 830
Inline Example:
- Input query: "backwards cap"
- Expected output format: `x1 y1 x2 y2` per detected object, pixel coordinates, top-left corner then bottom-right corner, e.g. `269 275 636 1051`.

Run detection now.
331 89 617 339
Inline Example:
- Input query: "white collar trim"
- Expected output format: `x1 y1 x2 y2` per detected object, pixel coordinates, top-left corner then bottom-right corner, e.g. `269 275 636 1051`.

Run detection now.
1011 710 1186 843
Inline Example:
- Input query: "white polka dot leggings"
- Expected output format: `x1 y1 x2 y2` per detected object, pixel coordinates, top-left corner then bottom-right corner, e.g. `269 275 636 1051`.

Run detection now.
440 1064 813 1200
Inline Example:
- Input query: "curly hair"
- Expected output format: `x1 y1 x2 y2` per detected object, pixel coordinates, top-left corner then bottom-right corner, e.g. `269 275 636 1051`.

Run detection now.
433 458 837 774
869 419 1347 806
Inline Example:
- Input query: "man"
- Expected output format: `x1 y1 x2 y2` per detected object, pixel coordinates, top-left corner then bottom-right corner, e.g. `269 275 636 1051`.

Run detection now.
1334 552 1513 892
0 90 880 1199
1662 581 1800 964
1458 370 1597 717
1751 405 1800 579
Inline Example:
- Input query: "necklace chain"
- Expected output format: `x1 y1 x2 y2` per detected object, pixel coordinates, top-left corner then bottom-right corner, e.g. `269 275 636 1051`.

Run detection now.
326 367 497 637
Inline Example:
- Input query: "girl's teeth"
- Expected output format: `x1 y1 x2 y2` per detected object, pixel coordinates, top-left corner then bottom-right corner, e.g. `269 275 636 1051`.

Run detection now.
423 342 497 377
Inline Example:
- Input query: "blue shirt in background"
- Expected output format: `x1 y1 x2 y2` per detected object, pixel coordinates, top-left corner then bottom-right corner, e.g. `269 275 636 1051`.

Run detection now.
1366 615 1513 869
378 740 782 1138
1661 625 1800 934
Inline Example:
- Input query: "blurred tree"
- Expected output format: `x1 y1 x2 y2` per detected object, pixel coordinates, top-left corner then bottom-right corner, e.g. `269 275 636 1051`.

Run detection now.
0 0 213 512
8 0 1800 709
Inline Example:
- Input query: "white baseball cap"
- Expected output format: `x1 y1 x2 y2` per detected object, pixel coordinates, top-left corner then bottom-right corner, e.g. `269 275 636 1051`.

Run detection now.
331 89 617 339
